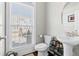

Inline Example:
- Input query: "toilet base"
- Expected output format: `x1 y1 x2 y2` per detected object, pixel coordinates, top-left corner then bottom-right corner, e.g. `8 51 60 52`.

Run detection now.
38 51 48 56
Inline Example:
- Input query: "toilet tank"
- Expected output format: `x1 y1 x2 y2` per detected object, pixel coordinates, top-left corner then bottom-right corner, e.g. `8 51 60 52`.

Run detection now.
44 35 52 45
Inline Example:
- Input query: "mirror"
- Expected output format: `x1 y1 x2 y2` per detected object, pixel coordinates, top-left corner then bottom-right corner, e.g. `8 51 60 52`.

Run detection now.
62 2 79 35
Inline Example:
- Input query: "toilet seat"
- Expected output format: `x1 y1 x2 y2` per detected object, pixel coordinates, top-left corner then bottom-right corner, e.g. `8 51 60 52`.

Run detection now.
35 43 48 51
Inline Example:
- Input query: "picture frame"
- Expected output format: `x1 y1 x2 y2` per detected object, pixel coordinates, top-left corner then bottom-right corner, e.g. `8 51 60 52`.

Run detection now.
68 14 75 22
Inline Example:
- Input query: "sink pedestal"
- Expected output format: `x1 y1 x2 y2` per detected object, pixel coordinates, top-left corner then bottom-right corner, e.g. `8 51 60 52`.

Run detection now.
57 36 79 56
63 43 73 56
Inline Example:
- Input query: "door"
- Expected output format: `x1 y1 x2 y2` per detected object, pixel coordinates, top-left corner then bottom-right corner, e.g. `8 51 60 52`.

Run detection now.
6 3 36 55
0 2 5 56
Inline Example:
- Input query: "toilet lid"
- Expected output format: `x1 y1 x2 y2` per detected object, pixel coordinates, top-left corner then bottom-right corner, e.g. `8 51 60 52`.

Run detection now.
35 43 48 51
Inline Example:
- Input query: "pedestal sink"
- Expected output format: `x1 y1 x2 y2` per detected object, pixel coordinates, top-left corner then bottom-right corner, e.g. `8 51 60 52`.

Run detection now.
57 36 79 56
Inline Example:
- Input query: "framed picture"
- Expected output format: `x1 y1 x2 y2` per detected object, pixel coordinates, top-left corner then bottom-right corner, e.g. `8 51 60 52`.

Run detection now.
68 14 75 22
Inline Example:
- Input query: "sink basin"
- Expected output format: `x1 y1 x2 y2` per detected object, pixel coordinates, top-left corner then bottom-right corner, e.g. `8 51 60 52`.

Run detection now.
58 36 79 46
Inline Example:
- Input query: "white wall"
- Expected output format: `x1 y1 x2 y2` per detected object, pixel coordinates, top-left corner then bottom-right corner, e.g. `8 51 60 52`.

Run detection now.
46 2 66 37
36 2 46 43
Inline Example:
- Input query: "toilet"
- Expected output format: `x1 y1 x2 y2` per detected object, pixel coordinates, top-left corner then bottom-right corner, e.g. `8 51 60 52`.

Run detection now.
35 35 52 56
